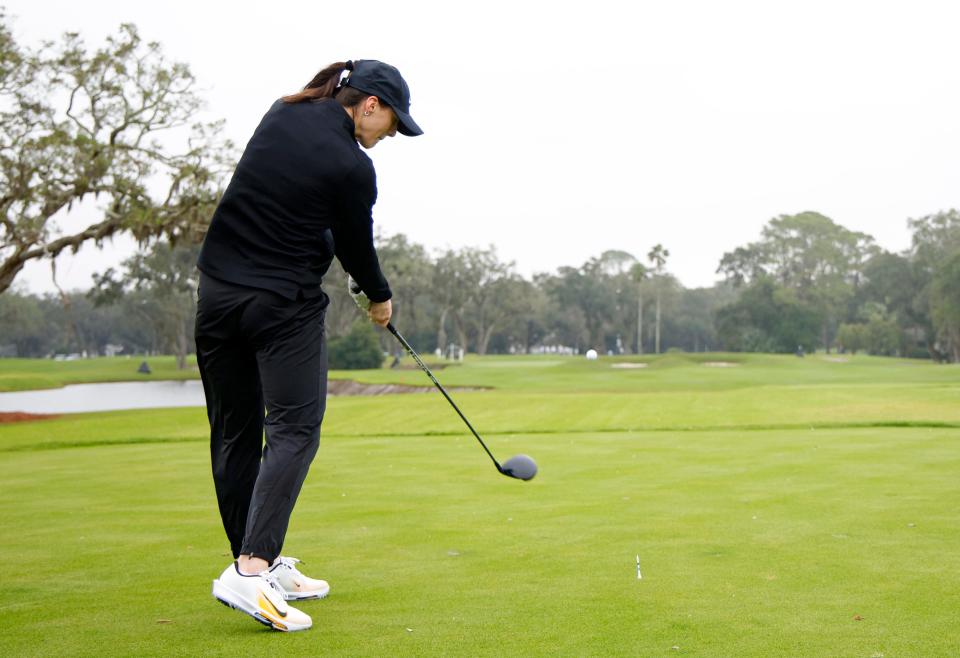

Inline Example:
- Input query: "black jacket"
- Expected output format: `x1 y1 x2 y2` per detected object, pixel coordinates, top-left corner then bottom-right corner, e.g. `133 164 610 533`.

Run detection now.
198 98 392 302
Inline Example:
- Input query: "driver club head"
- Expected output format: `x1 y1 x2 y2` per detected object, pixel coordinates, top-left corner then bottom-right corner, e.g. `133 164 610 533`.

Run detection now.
500 454 538 481
379 321 537 484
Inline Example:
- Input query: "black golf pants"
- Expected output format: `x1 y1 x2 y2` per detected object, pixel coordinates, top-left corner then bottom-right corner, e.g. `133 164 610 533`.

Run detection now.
195 272 328 563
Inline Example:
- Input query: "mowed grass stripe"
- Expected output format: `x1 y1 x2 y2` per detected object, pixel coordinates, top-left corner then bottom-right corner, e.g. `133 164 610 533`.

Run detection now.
2 353 959 394
2 379 959 452
4 419 960 454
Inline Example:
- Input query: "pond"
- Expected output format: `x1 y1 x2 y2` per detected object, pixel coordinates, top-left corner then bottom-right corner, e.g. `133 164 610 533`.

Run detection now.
0 381 207 414
0 378 444 414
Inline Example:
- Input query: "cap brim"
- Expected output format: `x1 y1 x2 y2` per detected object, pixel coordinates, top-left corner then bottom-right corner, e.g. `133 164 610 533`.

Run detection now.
395 109 423 137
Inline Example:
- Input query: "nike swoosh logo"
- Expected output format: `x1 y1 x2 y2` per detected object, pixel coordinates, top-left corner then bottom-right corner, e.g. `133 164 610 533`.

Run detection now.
258 592 287 618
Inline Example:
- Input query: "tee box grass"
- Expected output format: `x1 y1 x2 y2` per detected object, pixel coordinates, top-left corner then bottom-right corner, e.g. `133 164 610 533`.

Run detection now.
0 352 958 656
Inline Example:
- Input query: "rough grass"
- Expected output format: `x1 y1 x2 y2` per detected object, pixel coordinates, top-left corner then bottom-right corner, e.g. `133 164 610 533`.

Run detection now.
0 353 958 656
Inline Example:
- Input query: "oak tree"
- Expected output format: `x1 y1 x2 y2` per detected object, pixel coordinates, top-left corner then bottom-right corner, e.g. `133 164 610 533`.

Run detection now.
0 17 232 293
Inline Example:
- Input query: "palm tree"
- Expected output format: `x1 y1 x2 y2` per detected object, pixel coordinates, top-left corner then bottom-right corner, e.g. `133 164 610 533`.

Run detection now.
647 244 670 354
630 262 649 354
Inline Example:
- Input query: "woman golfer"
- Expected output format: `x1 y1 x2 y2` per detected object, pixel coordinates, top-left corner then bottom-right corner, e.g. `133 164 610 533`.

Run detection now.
195 59 422 632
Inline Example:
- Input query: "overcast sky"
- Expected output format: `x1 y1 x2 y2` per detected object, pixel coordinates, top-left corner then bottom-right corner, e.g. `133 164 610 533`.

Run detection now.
6 0 960 294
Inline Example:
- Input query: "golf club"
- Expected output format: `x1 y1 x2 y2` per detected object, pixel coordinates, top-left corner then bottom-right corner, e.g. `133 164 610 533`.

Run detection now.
349 278 537 481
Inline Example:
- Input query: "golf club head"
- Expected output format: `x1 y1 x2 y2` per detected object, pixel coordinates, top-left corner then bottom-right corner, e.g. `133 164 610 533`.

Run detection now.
500 454 537 481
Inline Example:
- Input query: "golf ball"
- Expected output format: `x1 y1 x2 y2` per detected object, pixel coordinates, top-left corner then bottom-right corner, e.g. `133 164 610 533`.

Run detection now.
585 349 598 360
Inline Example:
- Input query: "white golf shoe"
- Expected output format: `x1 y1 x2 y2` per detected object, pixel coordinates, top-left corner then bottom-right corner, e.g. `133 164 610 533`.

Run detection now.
212 562 312 632
270 556 331 601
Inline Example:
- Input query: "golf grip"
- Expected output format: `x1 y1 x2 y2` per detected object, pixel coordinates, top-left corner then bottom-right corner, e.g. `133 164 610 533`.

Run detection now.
386 322 503 472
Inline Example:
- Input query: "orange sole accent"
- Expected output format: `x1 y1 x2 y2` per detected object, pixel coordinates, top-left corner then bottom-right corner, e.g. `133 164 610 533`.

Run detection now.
257 592 287 619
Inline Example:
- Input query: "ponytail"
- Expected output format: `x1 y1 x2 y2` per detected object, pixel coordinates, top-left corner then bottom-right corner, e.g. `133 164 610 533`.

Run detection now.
282 61 354 104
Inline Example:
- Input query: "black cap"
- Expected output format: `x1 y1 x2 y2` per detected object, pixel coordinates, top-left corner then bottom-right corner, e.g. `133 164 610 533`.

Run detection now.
342 60 423 137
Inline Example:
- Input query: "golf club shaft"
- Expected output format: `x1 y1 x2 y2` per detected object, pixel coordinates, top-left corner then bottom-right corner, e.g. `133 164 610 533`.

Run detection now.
386 322 503 472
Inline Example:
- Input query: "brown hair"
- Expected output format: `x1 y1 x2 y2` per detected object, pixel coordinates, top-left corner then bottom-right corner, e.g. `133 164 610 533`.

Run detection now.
281 61 371 107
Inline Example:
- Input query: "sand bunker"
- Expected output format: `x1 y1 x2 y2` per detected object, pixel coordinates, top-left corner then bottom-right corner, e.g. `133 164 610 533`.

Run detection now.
611 363 648 369
701 361 739 368
822 356 849 363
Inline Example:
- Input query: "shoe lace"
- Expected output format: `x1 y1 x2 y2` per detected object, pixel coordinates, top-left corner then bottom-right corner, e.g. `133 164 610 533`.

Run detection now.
261 570 286 597
276 556 303 576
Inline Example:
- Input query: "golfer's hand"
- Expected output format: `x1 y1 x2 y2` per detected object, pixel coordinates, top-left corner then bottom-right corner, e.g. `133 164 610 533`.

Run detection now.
368 299 392 327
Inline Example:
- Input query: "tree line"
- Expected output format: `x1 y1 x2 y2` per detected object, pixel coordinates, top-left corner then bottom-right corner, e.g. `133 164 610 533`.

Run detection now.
2 207 958 364
716 210 960 362
2 19 958 364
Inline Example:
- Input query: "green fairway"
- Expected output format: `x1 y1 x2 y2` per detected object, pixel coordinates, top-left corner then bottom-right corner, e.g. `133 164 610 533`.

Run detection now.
1 354 958 656
0 356 199 392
